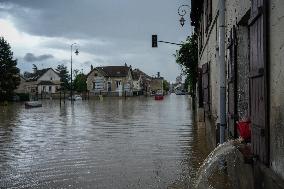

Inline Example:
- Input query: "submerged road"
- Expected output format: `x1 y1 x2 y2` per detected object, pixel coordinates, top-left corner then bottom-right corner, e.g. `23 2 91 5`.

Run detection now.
0 95 209 188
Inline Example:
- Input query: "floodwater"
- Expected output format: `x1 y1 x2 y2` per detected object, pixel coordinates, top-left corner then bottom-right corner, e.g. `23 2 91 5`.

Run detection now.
0 95 210 189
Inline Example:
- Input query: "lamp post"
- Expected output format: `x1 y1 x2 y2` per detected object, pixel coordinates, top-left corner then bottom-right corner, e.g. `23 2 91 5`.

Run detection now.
178 5 190 27
70 43 79 103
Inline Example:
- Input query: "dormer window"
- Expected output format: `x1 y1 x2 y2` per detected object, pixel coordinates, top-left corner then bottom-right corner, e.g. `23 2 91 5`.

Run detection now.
50 77 53 80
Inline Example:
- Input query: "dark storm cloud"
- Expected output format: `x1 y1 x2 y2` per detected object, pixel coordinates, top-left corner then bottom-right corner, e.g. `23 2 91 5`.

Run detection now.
0 0 188 40
0 0 190 81
23 53 54 62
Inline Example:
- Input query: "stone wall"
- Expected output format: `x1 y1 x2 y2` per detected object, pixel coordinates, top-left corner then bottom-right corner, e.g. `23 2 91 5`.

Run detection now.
269 0 284 180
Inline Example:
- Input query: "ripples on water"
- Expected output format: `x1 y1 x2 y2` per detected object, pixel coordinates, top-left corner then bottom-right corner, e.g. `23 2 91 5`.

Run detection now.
0 95 209 189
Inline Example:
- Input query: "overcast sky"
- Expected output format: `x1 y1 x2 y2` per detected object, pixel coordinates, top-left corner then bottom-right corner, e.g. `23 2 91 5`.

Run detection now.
0 0 191 82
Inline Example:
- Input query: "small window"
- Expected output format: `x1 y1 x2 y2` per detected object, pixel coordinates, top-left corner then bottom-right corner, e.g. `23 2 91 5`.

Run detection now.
50 77 53 80
93 82 96 90
116 80 121 88
49 86 52 92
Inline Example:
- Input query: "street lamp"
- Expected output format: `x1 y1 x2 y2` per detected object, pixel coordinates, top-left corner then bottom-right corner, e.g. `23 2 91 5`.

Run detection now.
70 43 79 103
178 5 190 27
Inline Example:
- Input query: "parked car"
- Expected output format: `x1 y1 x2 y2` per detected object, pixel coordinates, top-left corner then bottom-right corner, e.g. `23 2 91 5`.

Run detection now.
68 95 82 101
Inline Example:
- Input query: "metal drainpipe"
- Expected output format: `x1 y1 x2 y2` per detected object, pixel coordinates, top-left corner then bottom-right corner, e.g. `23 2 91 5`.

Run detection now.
219 0 226 144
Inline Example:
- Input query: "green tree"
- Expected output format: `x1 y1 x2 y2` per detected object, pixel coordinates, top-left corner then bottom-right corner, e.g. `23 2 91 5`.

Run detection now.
163 80 170 92
0 37 20 101
175 34 198 96
73 73 87 92
56 64 70 90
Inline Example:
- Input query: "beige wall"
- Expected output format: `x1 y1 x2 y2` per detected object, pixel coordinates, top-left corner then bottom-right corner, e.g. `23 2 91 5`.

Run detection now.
269 0 284 179
198 0 220 147
150 79 163 93
86 69 105 91
37 85 59 94
87 69 133 92
197 0 251 147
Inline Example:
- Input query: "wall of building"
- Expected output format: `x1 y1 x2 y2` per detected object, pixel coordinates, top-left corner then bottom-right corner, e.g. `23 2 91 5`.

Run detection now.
14 77 28 94
150 79 163 94
87 69 133 94
269 0 284 180
37 85 58 94
38 69 60 83
133 78 142 91
226 0 251 121
86 69 105 91
198 0 219 148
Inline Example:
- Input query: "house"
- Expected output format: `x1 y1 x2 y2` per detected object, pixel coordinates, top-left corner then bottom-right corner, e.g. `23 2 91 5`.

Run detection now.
24 68 61 96
191 0 284 188
150 73 164 95
14 75 28 94
132 68 152 95
132 69 143 94
86 65 133 96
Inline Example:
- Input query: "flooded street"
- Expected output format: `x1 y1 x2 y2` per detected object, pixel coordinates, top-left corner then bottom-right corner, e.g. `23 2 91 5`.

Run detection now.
0 95 209 189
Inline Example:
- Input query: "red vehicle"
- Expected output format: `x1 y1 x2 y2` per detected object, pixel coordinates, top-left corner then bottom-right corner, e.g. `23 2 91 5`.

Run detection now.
154 90 164 100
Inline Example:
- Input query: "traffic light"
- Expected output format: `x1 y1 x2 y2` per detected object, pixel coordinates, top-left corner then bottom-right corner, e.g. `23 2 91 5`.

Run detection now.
152 35 158 48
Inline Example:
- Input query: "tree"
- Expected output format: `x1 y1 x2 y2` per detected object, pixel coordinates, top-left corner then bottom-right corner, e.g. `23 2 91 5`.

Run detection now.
175 34 198 97
0 37 20 101
56 64 70 90
73 73 87 92
163 80 170 92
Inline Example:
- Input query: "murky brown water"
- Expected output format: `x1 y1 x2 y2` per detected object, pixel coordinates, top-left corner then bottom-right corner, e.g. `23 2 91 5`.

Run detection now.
0 95 209 189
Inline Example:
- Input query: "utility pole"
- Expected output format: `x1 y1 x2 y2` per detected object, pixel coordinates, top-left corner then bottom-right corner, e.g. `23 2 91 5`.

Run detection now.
219 0 226 144
70 43 79 104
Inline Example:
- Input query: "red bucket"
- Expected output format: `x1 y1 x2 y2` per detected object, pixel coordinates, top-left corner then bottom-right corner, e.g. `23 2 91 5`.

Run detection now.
237 120 251 142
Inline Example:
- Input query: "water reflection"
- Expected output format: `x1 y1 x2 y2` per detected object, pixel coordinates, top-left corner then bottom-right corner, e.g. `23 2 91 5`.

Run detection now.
0 95 209 188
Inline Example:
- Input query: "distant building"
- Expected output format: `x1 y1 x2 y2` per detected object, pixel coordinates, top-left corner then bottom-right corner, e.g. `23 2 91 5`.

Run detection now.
14 75 28 94
86 65 133 96
132 69 143 93
132 68 152 95
24 68 61 95
150 76 163 95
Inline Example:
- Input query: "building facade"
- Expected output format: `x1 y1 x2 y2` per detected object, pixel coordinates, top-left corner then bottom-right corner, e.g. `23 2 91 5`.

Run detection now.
86 65 133 96
23 68 61 96
191 0 284 188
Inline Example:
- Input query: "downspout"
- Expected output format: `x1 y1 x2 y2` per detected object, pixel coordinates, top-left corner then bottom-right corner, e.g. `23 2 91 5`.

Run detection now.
219 0 226 144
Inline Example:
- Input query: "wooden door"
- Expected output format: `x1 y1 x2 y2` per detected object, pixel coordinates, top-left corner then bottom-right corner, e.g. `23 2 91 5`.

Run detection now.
249 0 268 164
227 26 238 138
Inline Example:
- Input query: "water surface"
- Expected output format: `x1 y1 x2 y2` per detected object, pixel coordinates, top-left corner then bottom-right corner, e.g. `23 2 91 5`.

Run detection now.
0 95 209 188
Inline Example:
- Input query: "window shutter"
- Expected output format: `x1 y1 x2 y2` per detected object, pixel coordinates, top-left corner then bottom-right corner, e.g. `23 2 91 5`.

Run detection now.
202 63 210 113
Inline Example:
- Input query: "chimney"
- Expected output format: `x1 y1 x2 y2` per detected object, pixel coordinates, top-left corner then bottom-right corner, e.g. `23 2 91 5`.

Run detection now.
91 64 93 71
157 72 160 78
124 62 127 67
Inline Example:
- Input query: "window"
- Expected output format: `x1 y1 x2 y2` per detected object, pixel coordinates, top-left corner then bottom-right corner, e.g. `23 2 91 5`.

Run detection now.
93 82 96 90
116 80 121 88
107 82 111 91
50 77 53 80
49 86 52 92
43 86 46 92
